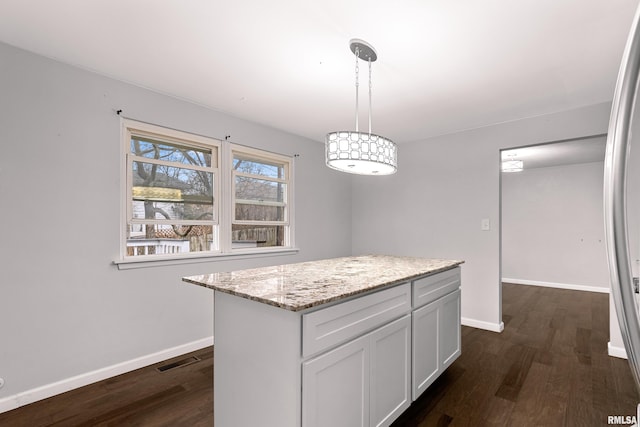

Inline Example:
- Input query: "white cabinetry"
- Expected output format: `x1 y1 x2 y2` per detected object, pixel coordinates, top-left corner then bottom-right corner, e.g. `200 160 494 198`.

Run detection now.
212 266 461 427
411 268 461 400
302 283 411 359
302 315 411 427
302 283 411 427
412 299 440 399
440 289 462 369
302 334 370 427
370 315 412 427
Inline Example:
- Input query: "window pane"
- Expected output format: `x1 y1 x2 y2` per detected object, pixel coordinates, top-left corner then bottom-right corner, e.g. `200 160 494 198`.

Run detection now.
235 176 285 203
233 156 284 178
235 203 285 221
232 224 285 248
126 224 218 255
132 161 213 220
131 136 214 168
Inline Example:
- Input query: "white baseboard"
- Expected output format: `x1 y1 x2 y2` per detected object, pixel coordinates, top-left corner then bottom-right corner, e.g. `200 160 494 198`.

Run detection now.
608 341 628 359
461 317 504 333
0 336 214 415
502 278 609 294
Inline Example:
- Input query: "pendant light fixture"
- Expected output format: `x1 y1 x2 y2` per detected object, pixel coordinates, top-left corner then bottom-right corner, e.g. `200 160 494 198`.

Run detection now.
325 39 397 175
501 152 524 172
501 159 524 172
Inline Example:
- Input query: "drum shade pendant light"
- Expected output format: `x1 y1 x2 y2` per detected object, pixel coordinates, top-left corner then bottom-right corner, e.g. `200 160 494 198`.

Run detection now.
325 39 397 175
501 159 524 172
501 153 524 172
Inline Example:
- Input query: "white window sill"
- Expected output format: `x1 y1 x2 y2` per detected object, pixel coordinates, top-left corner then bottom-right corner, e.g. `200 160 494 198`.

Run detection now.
113 247 300 270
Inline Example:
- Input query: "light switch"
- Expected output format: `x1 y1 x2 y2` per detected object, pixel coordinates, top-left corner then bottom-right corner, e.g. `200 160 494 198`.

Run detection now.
481 218 490 231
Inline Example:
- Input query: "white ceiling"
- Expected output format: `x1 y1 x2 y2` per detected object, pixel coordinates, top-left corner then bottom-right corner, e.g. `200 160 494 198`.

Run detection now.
0 1 638 145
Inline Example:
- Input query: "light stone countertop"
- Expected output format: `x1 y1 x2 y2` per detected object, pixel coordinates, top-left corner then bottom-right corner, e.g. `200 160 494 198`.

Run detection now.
182 255 463 312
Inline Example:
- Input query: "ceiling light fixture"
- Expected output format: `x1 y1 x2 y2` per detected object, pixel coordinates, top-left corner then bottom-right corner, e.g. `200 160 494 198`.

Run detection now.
501 159 524 172
325 39 397 175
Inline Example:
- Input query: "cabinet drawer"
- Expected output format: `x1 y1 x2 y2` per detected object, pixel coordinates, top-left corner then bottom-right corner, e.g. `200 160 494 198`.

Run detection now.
302 283 411 358
412 267 460 309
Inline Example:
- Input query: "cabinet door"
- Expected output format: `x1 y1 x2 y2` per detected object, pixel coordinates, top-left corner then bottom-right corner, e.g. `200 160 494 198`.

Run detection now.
411 300 440 400
439 289 461 369
302 335 370 427
370 314 411 427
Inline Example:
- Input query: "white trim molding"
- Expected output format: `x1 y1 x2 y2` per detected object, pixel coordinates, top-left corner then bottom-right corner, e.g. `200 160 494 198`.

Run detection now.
608 341 628 359
0 336 214 415
502 278 609 294
461 317 505 333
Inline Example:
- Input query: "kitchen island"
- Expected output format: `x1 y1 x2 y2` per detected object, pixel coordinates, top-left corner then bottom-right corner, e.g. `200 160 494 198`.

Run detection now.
183 255 463 427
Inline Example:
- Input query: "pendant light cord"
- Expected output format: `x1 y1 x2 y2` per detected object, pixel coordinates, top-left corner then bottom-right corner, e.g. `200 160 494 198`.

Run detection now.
354 47 374 135
354 46 360 133
368 58 372 135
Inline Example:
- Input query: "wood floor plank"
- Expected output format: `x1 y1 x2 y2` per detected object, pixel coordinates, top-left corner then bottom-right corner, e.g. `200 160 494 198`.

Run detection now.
591 352 620 416
494 345 536 402
456 368 504 422
574 327 592 365
480 395 515 427
508 361 561 426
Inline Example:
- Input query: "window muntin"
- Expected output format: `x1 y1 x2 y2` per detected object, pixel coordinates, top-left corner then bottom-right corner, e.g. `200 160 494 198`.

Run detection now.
131 161 214 221
231 224 286 249
235 202 285 222
126 224 217 256
233 156 285 178
234 175 287 223
131 136 214 167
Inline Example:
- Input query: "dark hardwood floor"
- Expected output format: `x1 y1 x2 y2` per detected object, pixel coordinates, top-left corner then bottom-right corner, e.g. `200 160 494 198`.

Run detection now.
1 283 638 426
391 283 639 426
0 347 214 427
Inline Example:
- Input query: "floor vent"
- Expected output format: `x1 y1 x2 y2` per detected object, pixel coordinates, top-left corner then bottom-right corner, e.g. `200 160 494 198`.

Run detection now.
156 356 201 373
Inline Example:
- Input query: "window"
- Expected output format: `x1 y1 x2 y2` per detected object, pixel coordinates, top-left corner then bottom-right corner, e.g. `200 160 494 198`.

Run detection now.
231 146 291 249
120 120 294 262
123 121 220 258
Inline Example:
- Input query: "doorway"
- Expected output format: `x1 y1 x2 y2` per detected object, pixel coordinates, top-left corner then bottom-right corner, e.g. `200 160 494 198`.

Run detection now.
499 134 608 324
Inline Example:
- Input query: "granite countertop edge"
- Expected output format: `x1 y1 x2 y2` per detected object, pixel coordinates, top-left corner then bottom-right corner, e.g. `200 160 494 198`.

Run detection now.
183 256 464 312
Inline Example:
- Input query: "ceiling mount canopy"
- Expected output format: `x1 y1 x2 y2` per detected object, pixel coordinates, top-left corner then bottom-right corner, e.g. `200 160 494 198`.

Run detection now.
325 39 397 175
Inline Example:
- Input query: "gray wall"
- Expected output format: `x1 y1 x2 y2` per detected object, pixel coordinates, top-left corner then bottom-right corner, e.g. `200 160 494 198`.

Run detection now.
0 42 352 399
351 102 612 332
502 161 609 291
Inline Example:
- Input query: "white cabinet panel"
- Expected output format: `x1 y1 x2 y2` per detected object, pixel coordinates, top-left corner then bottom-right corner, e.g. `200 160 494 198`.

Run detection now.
411 288 461 401
440 289 461 369
411 300 440 400
370 315 411 427
303 314 413 427
303 335 370 427
413 267 460 309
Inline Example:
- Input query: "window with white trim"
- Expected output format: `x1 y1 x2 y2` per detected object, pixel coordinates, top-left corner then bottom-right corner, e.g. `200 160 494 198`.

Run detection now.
121 120 294 260
231 146 291 250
